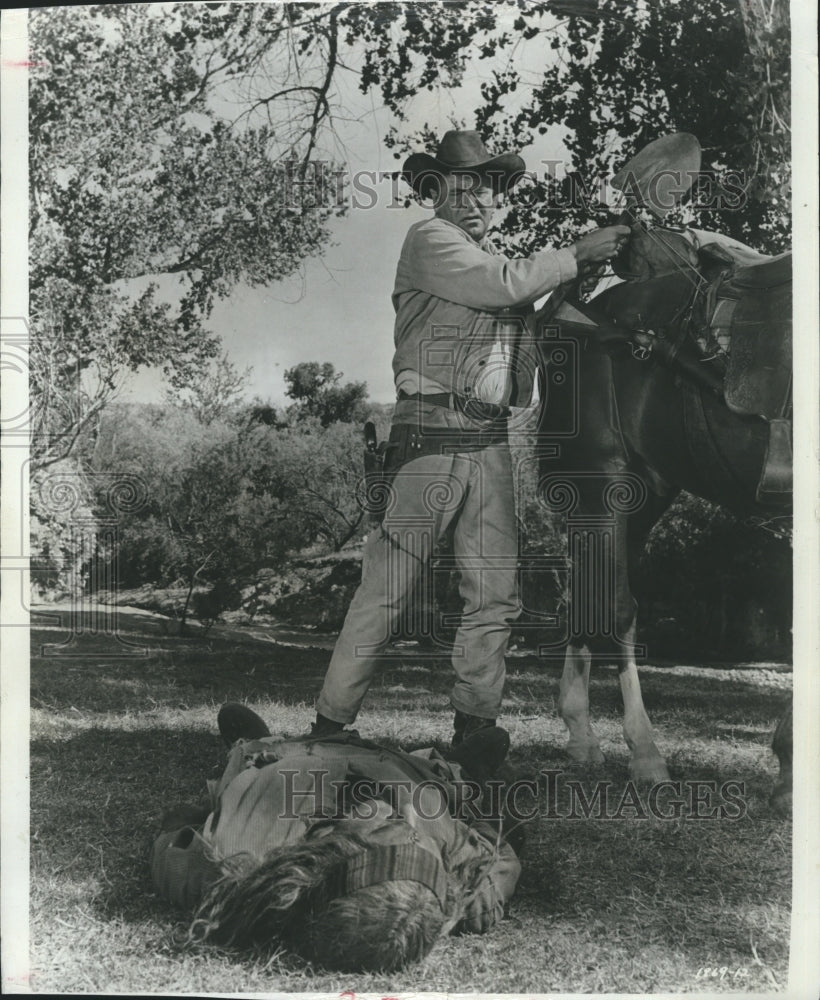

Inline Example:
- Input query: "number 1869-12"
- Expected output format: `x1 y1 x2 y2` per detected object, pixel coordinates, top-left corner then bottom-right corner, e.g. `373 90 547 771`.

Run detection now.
696 967 749 981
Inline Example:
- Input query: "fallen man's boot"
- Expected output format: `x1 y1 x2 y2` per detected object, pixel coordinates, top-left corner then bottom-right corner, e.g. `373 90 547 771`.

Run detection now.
217 703 272 747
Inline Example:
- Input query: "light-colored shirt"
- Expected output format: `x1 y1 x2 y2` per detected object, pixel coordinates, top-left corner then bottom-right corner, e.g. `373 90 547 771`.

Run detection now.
392 217 577 405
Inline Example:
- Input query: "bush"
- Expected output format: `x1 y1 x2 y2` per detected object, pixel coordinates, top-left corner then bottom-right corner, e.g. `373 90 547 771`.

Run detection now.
88 402 373 629
639 493 791 658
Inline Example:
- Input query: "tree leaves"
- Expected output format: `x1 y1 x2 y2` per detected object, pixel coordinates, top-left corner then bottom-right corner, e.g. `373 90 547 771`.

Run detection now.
28 4 341 469
371 0 789 256
283 361 369 427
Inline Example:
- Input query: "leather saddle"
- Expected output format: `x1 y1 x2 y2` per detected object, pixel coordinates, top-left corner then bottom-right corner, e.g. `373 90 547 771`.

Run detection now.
728 252 792 291
704 252 792 503
711 253 792 420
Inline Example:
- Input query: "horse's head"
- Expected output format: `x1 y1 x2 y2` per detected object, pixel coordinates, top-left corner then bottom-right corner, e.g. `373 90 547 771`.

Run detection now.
612 221 700 282
592 269 699 332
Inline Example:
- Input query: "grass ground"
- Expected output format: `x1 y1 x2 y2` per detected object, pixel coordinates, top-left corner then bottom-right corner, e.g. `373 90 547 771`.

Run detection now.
29 606 791 993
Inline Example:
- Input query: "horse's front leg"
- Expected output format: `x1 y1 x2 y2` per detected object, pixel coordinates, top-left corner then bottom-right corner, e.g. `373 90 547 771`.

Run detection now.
618 622 669 782
559 643 605 764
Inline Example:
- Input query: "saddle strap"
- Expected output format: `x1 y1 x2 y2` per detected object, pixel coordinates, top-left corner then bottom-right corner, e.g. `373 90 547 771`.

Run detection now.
709 296 737 354
756 418 793 505
684 384 792 507
682 382 736 499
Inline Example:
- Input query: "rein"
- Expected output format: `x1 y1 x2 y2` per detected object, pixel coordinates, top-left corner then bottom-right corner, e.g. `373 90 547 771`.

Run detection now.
619 206 704 293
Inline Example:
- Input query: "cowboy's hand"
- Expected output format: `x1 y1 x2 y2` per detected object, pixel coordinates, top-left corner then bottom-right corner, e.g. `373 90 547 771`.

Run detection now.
572 225 631 264
578 262 607 299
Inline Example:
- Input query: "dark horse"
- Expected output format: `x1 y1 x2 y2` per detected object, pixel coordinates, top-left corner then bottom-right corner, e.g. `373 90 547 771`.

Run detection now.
532 221 792 810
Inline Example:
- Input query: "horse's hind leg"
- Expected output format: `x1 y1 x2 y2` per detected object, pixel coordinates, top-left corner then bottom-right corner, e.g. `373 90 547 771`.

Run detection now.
618 629 670 783
559 644 605 764
770 703 793 815
619 493 674 783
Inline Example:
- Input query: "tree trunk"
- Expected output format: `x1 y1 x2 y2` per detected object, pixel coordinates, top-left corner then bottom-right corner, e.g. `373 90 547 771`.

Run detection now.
179 577 196 636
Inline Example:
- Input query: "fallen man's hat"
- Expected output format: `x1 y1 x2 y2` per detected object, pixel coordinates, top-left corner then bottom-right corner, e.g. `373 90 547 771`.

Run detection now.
612 132 702 218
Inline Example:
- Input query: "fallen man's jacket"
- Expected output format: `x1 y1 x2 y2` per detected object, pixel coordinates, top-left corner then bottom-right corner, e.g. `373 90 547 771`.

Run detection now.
151 731 520 934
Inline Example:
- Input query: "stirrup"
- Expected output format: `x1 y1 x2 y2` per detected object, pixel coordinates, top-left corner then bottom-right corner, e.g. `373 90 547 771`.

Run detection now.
756 418 792 504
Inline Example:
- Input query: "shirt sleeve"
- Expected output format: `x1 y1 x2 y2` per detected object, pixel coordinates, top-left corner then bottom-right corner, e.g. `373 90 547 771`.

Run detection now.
403 220 578 310
456 831 522 934
436 815 521 935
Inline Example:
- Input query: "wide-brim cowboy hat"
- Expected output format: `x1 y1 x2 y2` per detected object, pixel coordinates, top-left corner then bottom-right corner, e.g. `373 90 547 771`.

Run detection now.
402 130 526 199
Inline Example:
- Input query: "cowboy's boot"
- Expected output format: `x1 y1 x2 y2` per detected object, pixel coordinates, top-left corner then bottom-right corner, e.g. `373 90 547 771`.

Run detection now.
445 725 510 785
451 708 496 748
310 712 346 737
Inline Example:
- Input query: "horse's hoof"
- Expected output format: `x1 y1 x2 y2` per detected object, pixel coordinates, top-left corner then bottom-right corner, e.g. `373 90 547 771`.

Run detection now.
769 783 792 817
565 741 606 766
629 755 670 783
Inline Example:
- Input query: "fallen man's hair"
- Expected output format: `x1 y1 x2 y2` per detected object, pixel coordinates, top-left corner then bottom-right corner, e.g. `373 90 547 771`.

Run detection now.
186 827 461 972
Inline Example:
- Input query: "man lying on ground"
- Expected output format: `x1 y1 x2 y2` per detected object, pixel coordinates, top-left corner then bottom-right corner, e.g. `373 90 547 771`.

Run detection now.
151 704 521 972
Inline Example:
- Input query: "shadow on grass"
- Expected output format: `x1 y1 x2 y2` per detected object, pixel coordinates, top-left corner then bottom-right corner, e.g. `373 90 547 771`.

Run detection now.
32 616 788 738
31 628 333 715
505 747 790 963
31 726 224 927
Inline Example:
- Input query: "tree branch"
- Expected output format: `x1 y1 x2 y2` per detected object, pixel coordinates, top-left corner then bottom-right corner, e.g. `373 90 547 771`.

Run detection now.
31 395 110 472
230 84 329 128
300 4 348 172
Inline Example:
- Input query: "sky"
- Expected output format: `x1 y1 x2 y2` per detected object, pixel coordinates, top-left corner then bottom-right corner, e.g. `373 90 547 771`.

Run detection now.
120 17 569 408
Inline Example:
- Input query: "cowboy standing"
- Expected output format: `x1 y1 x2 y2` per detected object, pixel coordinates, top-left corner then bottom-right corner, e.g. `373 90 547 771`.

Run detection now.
314 131 628 746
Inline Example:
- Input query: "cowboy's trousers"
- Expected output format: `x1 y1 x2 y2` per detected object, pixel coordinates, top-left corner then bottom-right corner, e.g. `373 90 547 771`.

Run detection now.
317 443 520 723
